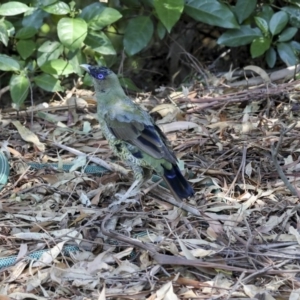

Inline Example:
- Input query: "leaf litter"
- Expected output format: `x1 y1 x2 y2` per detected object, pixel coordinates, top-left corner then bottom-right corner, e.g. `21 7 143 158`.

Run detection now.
1 77 300 299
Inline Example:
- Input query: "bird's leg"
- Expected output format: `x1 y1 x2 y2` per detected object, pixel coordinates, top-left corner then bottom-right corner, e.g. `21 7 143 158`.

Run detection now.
110 165 145 207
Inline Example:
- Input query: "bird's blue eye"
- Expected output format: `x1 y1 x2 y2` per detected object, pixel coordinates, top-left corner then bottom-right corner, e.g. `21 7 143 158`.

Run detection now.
97 73 104 80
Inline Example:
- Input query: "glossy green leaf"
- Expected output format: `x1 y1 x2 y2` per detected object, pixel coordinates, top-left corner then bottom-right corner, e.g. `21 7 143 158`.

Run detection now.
85 32 116 55
157 21 166 39
154 0 184 33
16 27 37 39
257 5 274 23
124 16 154 56
89 8 122 30
42 1 70 15
57 18 87 50
4 20 15 37
37 41 64 67
184 0 239 29
10 74 30 109
254 17 269 36
80 2 105 22
0 22 8 46
22 8 47 29
266 47 276 68
40 59 74 75
34 73 63 92
218 25 261 47
119 77 141 92
234 0 257 24
269 11 288 35
16 40 36 60
0 54 20 71
277 42 298 66
67 49 84 74
0 2 29 16
250 37 271 58
282 6 300 28
291 40 300 52
278 27 298 42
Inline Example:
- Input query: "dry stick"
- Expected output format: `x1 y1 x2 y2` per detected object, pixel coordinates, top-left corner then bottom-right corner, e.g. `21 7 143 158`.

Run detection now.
50 140 129 176
27 76 35 128
225 145 247 197
0 85 10 100
151 186 201 217
183 79 300 112
271 123 300 198
241 259 292 284
100 210 300 275
225 271 246 300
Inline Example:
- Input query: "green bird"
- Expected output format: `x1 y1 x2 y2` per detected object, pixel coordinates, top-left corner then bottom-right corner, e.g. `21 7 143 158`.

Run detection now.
80 64 194 202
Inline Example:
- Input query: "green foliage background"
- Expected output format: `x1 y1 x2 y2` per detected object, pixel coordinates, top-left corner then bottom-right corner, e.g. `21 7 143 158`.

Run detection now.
0 0 300 109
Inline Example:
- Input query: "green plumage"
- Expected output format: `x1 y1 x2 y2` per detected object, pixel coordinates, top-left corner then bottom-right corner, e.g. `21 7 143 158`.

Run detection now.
80 64 194 200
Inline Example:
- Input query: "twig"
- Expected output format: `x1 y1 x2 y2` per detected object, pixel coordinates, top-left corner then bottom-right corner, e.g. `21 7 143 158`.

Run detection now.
100 210 300 274
225 145 247 196
50 140 130 176
270 123 300 198
0 85 10 100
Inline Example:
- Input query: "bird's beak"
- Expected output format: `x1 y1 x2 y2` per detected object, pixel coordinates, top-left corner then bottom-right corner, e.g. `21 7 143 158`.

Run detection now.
80 64 90 73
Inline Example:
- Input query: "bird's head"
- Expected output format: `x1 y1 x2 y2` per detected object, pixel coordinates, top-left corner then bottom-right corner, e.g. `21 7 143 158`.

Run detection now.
80 64 124 96
80 64 113 81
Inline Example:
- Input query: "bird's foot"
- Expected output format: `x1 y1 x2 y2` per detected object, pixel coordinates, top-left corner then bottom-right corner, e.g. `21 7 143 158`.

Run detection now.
108 191 140 208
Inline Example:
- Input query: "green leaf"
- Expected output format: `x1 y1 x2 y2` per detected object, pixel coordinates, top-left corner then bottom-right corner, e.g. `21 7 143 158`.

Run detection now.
291 40 300 52
0 2 29 16
184 0 239 29
42 1 70 15
266 47 276 68
157 21 166 39
119 77 141 92
234 0 257 24
282 6 300 28
40 59 74 75
254 17 269 36
257 5 274 23
250 37 271 58
37 41 64 67
10 74 30 109
85 32 116 55
34 73 63 92
89 8 122 30
277 42 298 66
218 25 261 47
80 2 105 22
57 18 87 50
0 54 20 71
4 20 15 37
16 27 37 39
16 40 36 60
154 0 184 33
67 49 84 74
22 8 47 29
124 16 154 56
269 11 288 35
0 22 8 46
278 27 298 42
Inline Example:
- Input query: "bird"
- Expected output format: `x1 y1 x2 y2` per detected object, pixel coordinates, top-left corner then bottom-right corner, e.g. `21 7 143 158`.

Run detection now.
80 64 194 203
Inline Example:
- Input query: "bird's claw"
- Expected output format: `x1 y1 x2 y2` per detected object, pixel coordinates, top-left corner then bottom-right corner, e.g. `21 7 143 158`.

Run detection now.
108 191 140 208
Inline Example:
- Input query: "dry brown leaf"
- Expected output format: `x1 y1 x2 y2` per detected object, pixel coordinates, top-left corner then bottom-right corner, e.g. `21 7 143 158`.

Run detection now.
11 120 45 151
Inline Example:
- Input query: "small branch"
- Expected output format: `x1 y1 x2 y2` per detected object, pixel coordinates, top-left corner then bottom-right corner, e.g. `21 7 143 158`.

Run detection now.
270 123 300 198
50 140 130 176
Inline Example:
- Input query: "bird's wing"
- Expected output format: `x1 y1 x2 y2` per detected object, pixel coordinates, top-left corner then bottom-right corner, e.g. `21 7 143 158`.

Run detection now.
105 111 177 163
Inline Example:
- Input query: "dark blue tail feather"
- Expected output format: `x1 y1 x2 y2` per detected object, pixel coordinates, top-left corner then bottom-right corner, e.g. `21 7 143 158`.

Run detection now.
163 164 194 199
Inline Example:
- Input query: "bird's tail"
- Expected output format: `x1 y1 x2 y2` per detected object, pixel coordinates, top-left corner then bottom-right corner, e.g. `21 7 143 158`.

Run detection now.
163 164 194 199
